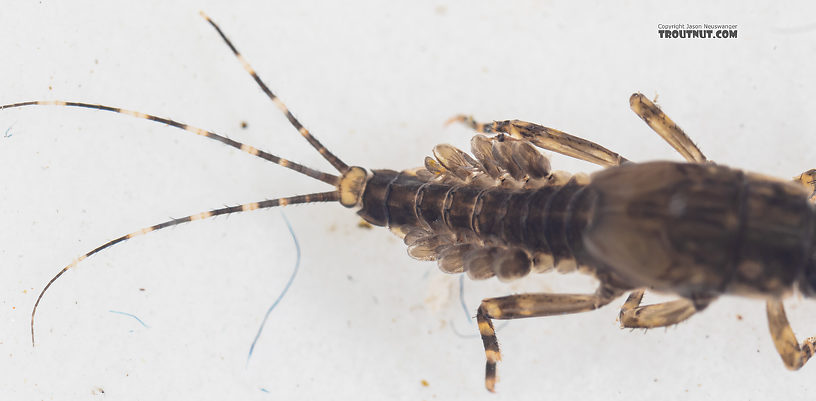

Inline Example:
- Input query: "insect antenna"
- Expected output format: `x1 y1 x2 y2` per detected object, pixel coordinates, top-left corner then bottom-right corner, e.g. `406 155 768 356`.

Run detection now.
30 191 340 346
7 11 363 347
0 101 339 185
199 11 350 174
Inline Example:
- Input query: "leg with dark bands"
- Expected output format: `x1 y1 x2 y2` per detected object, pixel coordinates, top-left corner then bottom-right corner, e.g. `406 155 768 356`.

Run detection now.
766 298 816 370
448 116 628 167
476 286 622 392
618 289 706 328
629 93 707 163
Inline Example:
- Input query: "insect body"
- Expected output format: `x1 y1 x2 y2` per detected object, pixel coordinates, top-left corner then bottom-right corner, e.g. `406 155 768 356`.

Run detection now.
359 122 816 390
5 12 816 393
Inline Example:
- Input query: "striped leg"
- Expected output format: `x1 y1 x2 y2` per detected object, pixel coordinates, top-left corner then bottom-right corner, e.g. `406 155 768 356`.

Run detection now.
766 298 816 370
618 289 708 328
30 191 340 346
450 93 709 167
629 93 707 163
448 115 628 167
617 94 710 328
476 286 622 392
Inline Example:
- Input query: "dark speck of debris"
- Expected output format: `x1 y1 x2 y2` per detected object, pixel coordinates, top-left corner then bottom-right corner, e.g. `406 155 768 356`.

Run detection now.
736 314 743 321
92 387 105 395
240 121 248 129
347 275 354 281
139 288 145 292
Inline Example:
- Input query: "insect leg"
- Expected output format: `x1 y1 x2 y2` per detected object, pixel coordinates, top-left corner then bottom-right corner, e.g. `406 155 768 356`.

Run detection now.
793 169 816 202
629 93 707 163
448 115 628 167
766 298 816 370
476 286 622 392
617 289 708 328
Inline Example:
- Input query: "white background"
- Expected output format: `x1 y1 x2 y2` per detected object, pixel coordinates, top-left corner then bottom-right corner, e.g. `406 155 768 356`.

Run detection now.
2 1 816 400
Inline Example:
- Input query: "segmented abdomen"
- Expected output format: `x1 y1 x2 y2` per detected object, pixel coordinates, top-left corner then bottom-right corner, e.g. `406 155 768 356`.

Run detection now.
357 169 593 281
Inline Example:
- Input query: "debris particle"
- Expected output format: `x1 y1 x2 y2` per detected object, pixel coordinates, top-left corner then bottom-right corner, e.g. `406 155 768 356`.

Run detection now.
109 310 149 328
247 212 299 363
